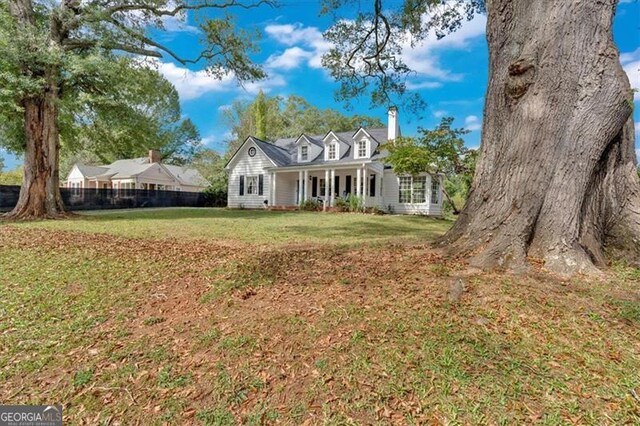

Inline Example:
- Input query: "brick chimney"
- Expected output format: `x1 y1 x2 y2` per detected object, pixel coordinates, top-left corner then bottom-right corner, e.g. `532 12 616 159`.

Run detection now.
388 106 400 141
149 149 162 163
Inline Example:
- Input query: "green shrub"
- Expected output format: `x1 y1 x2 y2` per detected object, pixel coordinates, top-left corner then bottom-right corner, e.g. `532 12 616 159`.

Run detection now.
203 186 227 207
348 195 365 213
300 199 321 211
334 197 349 211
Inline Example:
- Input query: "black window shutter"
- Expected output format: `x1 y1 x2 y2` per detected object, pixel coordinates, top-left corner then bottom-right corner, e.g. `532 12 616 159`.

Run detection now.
369 175 376 197
312 177 318 197
345 176 351 194
334 176 340 196
239 175 244 196
258 174 264 195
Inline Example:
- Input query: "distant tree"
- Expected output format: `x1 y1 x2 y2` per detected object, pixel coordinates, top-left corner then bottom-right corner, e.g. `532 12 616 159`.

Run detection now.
1 0 271 219
0 155 4 173
0 166 23 186
386 117 476 214
254 90 268 140
57 62 201 169
191 149 228 192
191 148 228 207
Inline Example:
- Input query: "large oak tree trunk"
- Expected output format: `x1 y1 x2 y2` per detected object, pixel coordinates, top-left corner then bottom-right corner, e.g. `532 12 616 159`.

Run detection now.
440 0 637 276
4 79 66 219
5 0 66 219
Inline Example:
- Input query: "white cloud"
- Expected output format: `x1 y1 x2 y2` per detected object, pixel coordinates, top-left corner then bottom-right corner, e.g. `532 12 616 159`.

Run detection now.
155 61 285 101
621 48 640 102
405 80 443 90
401 13 487 83
433 110 448 118
464 115 482 131
264 23 332 70
266 46 314 70
201 131 233 148
243 74 287 95
156 61 235 100
162 16 200 35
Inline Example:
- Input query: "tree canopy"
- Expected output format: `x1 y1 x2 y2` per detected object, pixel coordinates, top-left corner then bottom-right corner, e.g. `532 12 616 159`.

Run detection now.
1 0 273 218
321 0 486 111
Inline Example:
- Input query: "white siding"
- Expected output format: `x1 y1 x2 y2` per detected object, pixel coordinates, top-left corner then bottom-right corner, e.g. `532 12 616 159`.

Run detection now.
227 142 273 208
134 164 178 187
66 165 88 188
274 172 298 206
382 170 442 215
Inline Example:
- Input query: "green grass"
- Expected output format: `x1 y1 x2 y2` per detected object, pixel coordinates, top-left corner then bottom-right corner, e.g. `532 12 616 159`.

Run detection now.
6 207 451 245
1 208 639 424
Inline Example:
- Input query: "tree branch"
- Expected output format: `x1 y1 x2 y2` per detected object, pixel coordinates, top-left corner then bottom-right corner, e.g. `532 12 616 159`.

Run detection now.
106 0 275 18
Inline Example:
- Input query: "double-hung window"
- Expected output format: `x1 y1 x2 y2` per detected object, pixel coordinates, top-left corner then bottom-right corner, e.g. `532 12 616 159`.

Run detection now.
399 176 428 204
301 145 308 161
328 143 336 160
246 176 258 195
357 140 367 158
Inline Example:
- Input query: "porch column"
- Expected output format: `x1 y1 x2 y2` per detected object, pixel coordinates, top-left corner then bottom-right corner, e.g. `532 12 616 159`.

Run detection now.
271 172 277 206
330 169 335 207
298 170 304 205
356 168 362 198
362 166 367 205
304 170 310 201
324 169 330 211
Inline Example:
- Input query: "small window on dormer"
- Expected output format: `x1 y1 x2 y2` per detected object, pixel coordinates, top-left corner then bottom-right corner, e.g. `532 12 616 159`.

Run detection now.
357 140 367 158
328 143 336 160
301 145 308 161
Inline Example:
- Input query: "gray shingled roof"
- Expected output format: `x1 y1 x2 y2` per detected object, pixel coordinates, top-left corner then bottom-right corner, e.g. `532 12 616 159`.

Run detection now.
253 138 293 167
77 165 110 177
163 164 210 187
73 157 208 187
261 127 389 167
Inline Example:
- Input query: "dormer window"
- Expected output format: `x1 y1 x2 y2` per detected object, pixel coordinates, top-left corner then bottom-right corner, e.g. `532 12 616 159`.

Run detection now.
357 140 367 158
301 145 308 161
328 143 336 160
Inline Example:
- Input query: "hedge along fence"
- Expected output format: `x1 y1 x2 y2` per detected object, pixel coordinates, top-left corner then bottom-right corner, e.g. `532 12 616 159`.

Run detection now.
0 185 225 212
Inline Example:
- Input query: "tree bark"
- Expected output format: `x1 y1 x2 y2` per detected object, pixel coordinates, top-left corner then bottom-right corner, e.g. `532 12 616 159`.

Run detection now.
5 82 66 219
440 0 637 276
5 0 67 219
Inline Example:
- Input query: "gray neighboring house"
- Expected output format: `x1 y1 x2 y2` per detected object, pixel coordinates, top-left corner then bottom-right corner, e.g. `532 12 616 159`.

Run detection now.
225 107 444 215
65 150 208 192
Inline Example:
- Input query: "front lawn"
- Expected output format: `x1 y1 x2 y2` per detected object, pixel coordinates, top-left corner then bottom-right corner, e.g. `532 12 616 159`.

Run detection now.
1 208 639 424
8 207 452 245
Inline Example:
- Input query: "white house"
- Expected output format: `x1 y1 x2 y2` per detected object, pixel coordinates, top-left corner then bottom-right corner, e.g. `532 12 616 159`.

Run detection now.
65 150 208 192
225 107 444 215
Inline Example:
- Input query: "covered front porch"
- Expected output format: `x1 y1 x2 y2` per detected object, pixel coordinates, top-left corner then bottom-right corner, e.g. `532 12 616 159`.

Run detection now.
267 163 384 210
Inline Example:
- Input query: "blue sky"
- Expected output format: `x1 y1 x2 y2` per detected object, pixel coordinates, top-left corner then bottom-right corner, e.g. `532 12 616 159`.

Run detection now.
2 1 639 169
